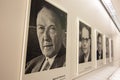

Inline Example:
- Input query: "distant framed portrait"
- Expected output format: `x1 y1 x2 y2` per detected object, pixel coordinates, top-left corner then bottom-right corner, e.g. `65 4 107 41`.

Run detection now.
105 37 111 63
77 18 94 75
106 37 109 58
20 0 67 80
96 30 104 67
111 40 113 58
79 21 91 64
96 31 103 60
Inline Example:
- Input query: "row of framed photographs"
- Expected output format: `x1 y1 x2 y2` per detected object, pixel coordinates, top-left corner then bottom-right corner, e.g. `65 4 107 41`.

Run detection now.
20 0 114 80
77 19 114 75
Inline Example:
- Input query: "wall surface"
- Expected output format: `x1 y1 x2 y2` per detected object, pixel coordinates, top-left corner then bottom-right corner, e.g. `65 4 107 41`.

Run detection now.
111 0 120 28
0 0 120 80
0 0 27 80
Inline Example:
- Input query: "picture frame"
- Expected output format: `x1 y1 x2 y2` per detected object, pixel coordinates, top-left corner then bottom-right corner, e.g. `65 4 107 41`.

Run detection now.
111 39 114 61
20 0 68 80
77 18 94 75
109 38 112 62
95 30 104 68
105 36 110 63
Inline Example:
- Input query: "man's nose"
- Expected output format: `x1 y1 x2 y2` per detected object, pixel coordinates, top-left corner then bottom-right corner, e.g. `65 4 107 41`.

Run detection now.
83 41 87 46
43 29 50 41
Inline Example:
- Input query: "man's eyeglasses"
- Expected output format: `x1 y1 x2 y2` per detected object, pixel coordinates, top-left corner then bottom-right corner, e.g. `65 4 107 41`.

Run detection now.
81 38 90 42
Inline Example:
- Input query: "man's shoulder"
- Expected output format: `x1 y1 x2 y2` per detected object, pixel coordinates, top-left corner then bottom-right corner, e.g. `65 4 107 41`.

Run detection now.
56 52 65 61
51 52 66 68
79 50 84 57
25 55 45 74
79 52 84 63
27 55 44 65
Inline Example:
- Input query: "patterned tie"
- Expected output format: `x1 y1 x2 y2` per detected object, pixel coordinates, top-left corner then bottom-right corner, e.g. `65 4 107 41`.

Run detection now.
42 59 50 71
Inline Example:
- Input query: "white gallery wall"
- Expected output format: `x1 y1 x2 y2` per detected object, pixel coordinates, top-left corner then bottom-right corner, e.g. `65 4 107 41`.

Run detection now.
111 0 120 26
0 0 120 80
0 0 27 80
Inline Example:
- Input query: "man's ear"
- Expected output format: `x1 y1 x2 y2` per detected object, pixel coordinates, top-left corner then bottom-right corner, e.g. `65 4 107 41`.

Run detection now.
62 32 66 48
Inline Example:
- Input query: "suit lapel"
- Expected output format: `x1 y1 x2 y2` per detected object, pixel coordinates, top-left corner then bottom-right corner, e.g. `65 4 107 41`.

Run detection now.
50 53 65 69
31 55 45 72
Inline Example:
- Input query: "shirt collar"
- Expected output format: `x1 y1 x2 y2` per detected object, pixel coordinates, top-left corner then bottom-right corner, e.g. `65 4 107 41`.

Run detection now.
46 55 57 66
84 52 90 62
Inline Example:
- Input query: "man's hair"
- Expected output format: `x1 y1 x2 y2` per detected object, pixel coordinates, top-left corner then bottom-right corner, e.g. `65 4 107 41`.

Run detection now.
97 33 102 42
79 21 91 41
40 2 67 31
29 0 67 31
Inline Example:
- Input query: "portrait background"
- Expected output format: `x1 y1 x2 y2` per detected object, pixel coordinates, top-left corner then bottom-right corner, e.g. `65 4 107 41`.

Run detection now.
26 0 44 63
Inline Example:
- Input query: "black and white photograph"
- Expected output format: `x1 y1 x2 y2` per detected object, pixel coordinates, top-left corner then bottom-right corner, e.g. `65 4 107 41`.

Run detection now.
25 0 67 74
96 32 103 60
78 20 93 75
79 21 91 64
106 37 109 58
111 40 113 58
111 40 113 61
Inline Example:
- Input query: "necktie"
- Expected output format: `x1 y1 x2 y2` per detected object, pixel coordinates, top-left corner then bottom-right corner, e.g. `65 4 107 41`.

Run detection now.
42 59 50 71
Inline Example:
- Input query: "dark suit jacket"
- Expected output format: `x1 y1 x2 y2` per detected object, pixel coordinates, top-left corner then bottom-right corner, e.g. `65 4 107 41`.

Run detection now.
79 52 91 63
25 47 66 74
97 50 103 60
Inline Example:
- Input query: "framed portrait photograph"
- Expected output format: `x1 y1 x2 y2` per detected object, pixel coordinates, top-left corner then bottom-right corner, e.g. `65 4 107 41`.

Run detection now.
79 21 91 64
96 31 104 67
77 18 94 75
106 37 110 63
20 0 67 80
111 40 114 61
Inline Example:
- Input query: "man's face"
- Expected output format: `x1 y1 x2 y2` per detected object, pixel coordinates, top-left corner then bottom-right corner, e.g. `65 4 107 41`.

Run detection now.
97 35 102 52
81 27 90 55
36 7 65 58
